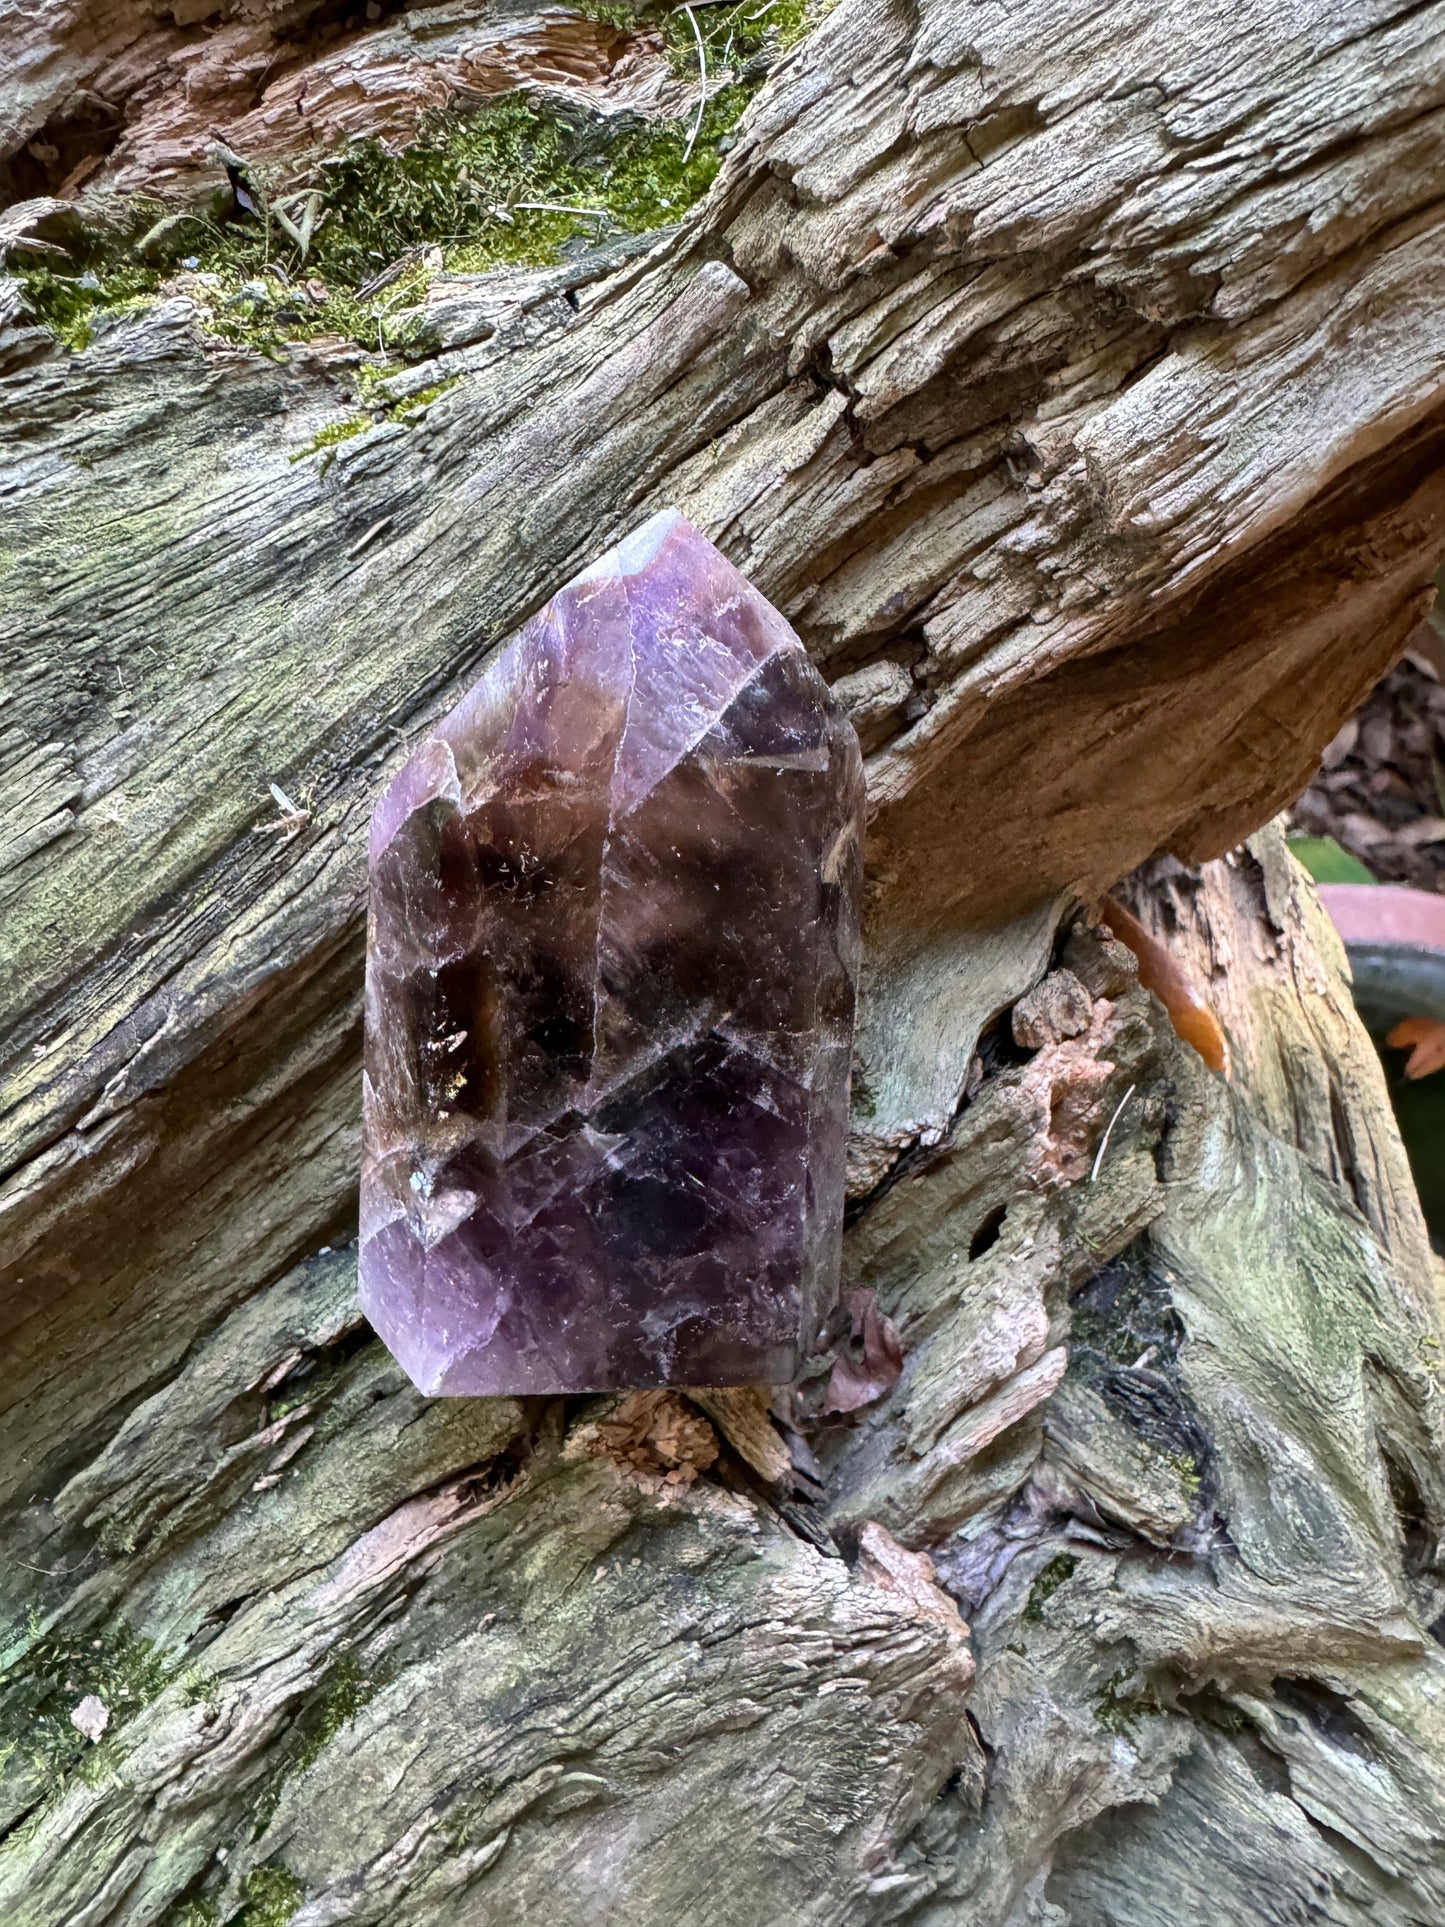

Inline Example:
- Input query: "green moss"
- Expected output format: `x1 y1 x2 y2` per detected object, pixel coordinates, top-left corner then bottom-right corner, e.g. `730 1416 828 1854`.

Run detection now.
353 360 407 409
580 89 751 236
236 1866 303 1927
293 1655 375 1775
389 376 462 422
307 90 749 286
572 0 648 25
14 263 157 352
288 417 370 465
1094 1666 1163 1737
169 1902 220 1927
0 1619 172 1793
575 0 814 75
1163 1448 1202 1499
1022 1553 1078 1625
96 1519 139 1558
666 0 814 73
180 1667 222 1709
252 1654 378 1833
309 99 595 282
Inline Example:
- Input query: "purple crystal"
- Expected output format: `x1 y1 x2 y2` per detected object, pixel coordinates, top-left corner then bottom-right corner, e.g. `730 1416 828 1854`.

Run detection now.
360 511 864 1394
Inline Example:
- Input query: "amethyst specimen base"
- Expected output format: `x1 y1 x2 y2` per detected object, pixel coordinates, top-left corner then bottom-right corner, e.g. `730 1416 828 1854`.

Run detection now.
360 511 864 1395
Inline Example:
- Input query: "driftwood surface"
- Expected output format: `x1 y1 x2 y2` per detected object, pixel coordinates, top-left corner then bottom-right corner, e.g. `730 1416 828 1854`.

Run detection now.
3 0 1445 1919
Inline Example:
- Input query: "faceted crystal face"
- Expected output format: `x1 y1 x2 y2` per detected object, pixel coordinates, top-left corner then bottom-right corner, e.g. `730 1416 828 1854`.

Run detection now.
360 510 865 1394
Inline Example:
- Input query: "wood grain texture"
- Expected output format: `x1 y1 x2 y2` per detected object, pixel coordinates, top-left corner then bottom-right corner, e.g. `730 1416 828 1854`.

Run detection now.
3 0 1445 1916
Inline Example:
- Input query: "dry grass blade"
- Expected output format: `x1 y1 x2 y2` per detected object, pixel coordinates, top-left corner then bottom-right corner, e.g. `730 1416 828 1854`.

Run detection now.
682 4 708 163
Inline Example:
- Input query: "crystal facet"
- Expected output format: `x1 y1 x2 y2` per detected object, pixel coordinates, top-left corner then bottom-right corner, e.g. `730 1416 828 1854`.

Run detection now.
360 510 864 1394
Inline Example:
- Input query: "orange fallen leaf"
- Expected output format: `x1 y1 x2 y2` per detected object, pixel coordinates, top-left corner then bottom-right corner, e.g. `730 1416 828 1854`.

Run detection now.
1386 1016 1445 1079
1100 896 1232 1079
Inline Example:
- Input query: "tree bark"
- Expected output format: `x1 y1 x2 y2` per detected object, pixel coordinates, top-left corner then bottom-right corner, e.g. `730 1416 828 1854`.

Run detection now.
3 0 1445 1921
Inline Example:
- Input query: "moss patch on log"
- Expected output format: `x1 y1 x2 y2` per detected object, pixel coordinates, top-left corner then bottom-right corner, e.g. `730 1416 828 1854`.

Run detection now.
286 416 370 465
235 1866 304 1926
581 0 814 74
12 262 158 353
11 0 815 355
251 1652 381 1836
0 1617 171 1793
169 1904 220 1927
1022 1553 1078 1625
16 92 735 354
1093 1667 1166 1738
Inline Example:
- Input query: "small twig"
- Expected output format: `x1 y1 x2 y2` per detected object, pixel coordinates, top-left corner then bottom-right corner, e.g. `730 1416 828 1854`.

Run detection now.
17 1544 99 1578
512 202 607 219
682 4 708 163
376 280 421 317
346 515 394 560
3 233 69 259
356 249 420 300
1089 1084 1136 1184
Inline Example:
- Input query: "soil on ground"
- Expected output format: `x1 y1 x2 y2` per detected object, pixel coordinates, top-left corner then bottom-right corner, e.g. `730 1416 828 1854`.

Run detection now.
1290 616 1445 890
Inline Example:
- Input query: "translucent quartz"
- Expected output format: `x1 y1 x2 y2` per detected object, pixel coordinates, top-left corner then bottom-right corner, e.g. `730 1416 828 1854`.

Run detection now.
360 511 864 1394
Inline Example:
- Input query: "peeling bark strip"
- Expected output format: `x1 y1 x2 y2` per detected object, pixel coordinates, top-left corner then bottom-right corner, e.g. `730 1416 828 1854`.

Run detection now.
2 0 1445 1919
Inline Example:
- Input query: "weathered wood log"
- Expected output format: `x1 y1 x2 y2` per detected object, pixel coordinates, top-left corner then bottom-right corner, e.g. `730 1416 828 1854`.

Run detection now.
3 0 1445 1919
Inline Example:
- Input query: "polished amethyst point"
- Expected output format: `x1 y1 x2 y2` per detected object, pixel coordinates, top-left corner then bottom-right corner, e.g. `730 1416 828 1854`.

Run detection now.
360 510 864 1395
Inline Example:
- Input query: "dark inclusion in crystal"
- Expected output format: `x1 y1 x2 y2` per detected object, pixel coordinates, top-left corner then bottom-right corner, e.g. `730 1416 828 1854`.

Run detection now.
360 510 865 1394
